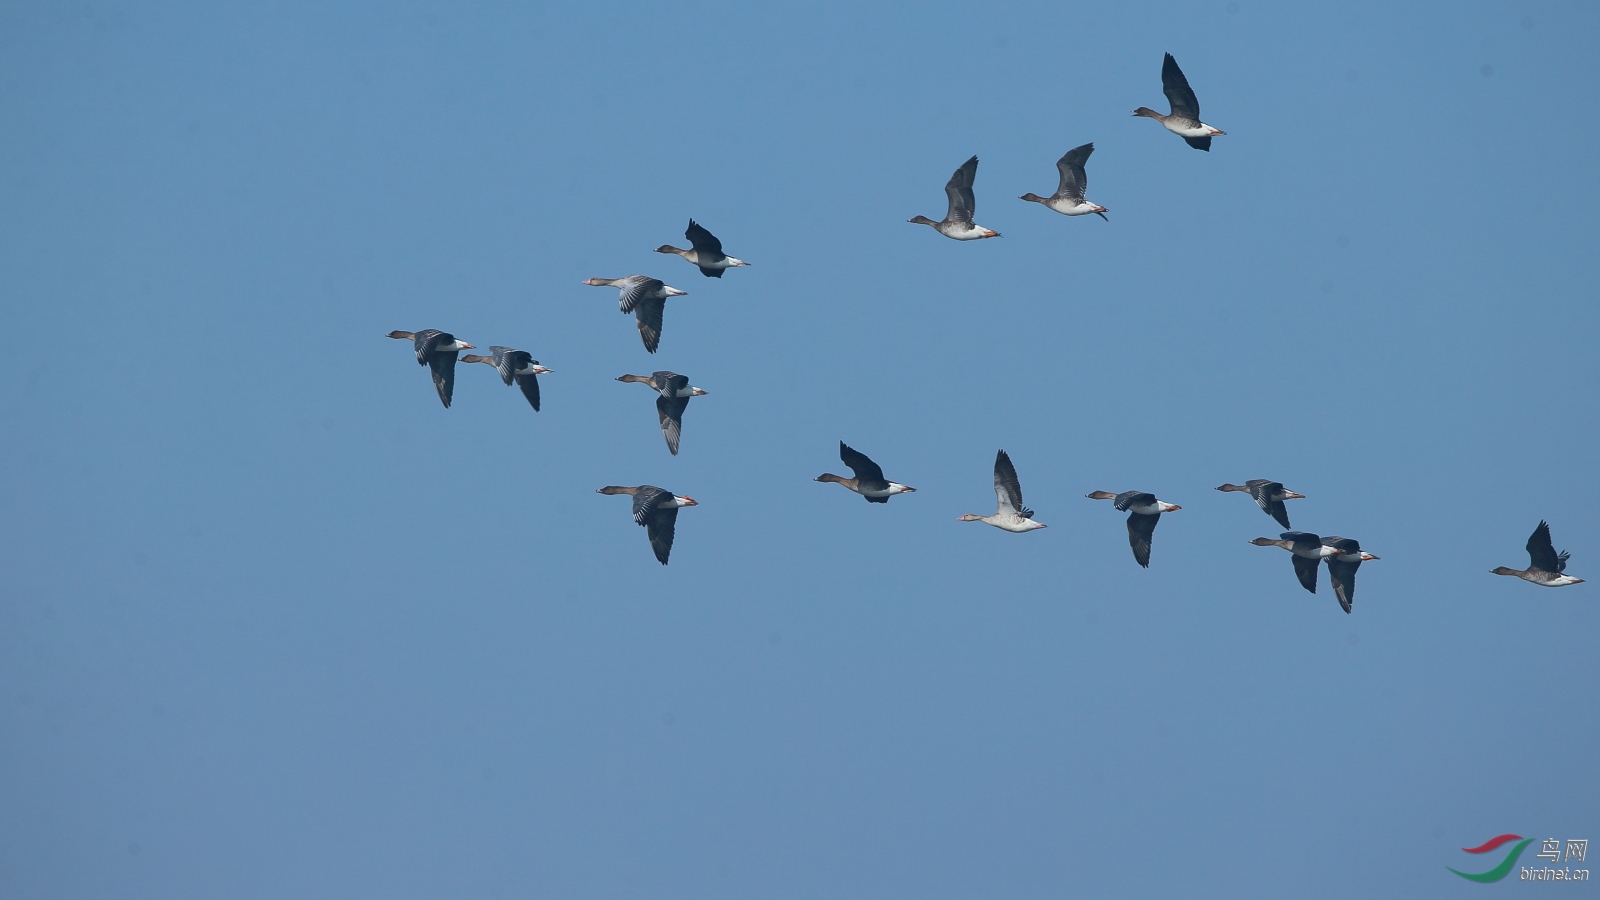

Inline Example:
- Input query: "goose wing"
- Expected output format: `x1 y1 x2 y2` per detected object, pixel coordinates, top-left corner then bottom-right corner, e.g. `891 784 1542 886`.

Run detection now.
1291 554 1320 594
1250 482 1291 529
685 220 725 259
1161 52 1201 120
656 393 689 455
1113 491 1156 512
634 297 665 353
426 350 458 408
1326 558 1358 613
489 346 525 385
616 276 664 313
1126 511 1160 567
943 155 979 226
514 372 541 411
645 506 680 565
1526 520 1568 573
1053 143 1093 201
992 449 1030 518
414 329 447 364
630 486 672 524
839 442 886 485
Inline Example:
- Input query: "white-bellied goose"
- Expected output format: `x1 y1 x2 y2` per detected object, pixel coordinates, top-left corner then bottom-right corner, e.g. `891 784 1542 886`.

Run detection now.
1085 490 1181 567
1133 53 1226 151
959 449 1047 532
655 220 749 278
1492 521 1584 587
1321 536 1379 614
815 442 916 503
582 276 688 353
386 329 475 408
616 371 708 456
1249 531 1340 594
1216 480 1305 530
908 155 1000 240
1019 143 1108 219
461 346 551 411
597 485 697 565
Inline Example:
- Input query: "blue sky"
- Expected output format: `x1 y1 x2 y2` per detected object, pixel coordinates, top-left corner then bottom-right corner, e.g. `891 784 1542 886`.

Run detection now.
2 1 1596 896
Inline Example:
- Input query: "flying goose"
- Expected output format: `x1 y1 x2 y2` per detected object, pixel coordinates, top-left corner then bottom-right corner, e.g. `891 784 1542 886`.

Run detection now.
461 346 551 411
386 329 475 408
908 155 1001 240
1249 532 1340 594
1085 490 1181 567
1133 53 1226 150
582 276 688 353
1492 521 1584 587
655 220 749 277
1321 536 1379 614
815 442 916 503
1019 143 1108 219
1216 480 1305 530
616 371 708 455
597 485 697 565
959 449 1047 532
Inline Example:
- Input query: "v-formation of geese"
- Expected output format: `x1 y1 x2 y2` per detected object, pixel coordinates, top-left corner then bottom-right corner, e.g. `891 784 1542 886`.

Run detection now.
382 54 1585 594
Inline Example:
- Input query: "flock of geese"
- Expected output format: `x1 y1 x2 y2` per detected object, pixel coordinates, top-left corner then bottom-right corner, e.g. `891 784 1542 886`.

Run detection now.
385 54 1584 609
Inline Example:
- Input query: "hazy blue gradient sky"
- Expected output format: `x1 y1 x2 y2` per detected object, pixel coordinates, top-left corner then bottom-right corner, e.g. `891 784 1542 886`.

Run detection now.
2 2 1597 897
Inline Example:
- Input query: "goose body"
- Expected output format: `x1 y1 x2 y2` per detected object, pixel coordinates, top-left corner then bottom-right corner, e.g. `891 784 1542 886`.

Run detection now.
597 485 697 565
1019 143 1107 219
1321 536 1379 614
1216 480 1305 530
1133 53 1226 150
386 329 475 408
616 371 708 455
908 155 1000 240
1085 490 1180 567
815 442 916 503
1250 531 1340 594
959 449 1046 532
655 219 749 278
1492 521 1584 587
461 346 551 411
582 276 688 353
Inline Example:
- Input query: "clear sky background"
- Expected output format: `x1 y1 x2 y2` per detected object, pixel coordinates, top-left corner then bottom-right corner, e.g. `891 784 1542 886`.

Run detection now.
2 2 1596 897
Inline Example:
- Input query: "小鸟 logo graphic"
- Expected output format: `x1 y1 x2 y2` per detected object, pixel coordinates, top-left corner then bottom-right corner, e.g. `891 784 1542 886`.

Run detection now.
1448 834 1533 882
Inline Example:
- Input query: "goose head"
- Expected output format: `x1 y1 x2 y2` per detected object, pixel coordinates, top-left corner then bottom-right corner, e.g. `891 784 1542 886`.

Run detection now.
907 215 939 227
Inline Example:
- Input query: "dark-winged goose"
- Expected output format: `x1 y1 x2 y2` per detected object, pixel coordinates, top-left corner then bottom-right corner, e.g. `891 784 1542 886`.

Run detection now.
616 371 708 456
582 276 688 353
1019 143 1108 219
655 220 749 278
1216 480 1305 530
461 346 551 411
1133 53 1226 150
1492 521 1584 586
815 442 916 503
597 485 697 565
386 329 475 408
1085 490 1181 567
908 155 1000 240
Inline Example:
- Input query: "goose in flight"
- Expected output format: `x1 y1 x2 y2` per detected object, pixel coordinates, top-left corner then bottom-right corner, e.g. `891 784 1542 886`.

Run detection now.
815 442 916 503
1133 53 1226 150
1492 521 1584 587
1085 490 1181 567
655 219 749 277
461 346 551 411
582 276 687 353
1321 536 1379 614
386 329 475 408
597 485 697 565
1216 480 1305 530
908 155 1001 240
1249 532 1341 594
959 449 1047 532
616 371 708 455
1019 143 1108 219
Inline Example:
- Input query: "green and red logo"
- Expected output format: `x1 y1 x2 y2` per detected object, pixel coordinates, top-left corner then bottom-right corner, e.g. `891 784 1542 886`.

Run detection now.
1449 834 1533 882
